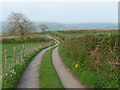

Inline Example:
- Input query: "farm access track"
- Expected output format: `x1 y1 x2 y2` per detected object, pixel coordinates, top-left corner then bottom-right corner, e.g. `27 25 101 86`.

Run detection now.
17 35 85 88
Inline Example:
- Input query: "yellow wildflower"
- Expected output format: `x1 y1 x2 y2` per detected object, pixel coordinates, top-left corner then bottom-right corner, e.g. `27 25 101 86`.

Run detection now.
75 63 79 68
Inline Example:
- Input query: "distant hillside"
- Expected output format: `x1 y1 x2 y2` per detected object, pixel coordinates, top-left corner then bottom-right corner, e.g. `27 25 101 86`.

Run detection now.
35 22 69 32
67 23 118 30
35 22 118 31
0 22 118 33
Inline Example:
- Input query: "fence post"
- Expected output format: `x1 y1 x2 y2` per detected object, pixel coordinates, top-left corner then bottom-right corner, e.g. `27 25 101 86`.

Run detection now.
4 50 7 76
14 47 16 64
18 45 20 63
22 45 24 59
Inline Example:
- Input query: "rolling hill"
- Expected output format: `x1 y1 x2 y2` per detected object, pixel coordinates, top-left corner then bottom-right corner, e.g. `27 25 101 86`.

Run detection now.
0 21 118 34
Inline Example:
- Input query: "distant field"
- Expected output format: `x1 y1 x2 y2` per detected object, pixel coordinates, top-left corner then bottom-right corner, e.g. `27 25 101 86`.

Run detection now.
62 33 86 37
48 30 118 40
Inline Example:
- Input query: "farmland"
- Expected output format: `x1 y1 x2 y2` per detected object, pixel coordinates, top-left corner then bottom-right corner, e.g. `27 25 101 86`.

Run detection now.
1 30 119 88
1 2 119 89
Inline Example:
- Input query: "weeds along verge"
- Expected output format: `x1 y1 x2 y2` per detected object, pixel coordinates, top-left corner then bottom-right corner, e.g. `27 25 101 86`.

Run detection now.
59 33 119 88
39 46 63 88
2 43 55 88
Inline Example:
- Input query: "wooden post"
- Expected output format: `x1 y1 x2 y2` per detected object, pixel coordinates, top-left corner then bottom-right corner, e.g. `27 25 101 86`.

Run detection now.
14 47 16 64
4 50 7 76
18 45 20 63
22 45 24 59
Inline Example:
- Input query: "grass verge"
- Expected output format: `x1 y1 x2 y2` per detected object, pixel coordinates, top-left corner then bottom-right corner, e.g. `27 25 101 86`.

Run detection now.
2 43 55 88
58 33 119 88
39 46 63 88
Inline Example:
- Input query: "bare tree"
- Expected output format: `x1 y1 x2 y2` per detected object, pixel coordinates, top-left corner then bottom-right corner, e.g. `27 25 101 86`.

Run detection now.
40 24 48 32
8 12 35 36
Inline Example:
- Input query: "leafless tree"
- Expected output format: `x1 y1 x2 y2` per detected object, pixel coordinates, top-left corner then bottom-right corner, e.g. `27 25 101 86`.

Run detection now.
8 12 35 36
40 24 48 32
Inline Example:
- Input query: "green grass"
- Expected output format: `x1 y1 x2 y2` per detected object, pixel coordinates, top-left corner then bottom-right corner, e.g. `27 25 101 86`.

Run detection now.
63 33 86 37
2 43 55 88
49 30 118 39
2 42 51 57
58 32 119 88
39 47 63 88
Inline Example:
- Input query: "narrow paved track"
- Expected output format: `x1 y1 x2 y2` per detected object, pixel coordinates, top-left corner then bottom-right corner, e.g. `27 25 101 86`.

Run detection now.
52 47 86 88
17 35 86 88
17 45 55 88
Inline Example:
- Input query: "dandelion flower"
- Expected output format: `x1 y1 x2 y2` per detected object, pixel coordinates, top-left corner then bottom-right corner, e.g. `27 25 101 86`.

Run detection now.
75 63 79 68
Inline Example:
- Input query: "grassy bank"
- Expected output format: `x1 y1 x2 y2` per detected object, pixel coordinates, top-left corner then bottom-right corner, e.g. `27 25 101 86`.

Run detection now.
59 33 119 88
39 47 63 88
2 43 55 88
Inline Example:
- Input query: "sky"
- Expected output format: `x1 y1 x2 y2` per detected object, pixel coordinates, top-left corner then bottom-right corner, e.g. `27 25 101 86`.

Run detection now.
0 1 118 24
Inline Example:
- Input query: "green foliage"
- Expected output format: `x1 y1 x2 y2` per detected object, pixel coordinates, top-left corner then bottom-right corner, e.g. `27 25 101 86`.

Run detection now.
59 32 119 88
39 47 63 88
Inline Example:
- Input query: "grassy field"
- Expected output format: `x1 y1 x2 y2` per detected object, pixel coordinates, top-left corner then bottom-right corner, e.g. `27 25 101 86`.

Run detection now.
49 30 118 38
57 30 119 88
61 33 86 37
39 47 63 88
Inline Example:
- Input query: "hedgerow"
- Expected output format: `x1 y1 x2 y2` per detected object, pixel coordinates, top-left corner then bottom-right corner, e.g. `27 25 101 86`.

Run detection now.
59 33 119 88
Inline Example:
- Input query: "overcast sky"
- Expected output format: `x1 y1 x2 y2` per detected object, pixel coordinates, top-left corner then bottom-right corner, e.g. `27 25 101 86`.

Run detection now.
1 2 118 23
